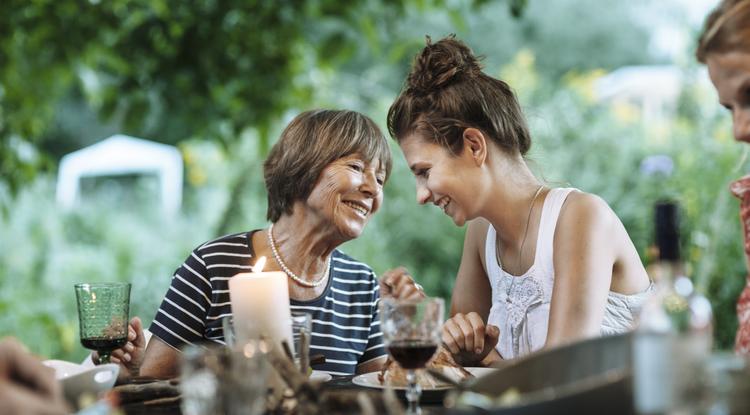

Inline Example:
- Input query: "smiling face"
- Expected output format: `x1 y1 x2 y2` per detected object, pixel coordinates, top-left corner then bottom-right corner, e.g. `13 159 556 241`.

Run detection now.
305 153 386 240
707 51 750 144
398 133 480 226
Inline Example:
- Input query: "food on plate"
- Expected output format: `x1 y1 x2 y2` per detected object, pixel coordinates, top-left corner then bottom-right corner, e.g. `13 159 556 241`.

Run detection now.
378 346 473 388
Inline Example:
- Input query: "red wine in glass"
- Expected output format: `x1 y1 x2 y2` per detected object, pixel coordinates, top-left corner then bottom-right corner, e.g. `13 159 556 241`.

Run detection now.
381 297 444 415
81 336 128 354
387 340 438 369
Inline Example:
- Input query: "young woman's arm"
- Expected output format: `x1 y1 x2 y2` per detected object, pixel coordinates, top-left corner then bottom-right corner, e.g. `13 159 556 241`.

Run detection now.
545 192 618 348
450 219 492 317
443 219 501 365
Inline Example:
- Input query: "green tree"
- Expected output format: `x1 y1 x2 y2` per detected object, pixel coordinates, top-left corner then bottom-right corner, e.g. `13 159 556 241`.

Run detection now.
2 0 527 227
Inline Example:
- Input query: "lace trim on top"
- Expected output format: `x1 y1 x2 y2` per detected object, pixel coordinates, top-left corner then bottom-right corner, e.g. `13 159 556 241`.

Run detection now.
485 188 652 358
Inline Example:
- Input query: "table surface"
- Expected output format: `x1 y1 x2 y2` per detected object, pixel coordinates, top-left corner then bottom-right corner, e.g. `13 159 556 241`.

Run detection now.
326 375 460 414
117 375 468 415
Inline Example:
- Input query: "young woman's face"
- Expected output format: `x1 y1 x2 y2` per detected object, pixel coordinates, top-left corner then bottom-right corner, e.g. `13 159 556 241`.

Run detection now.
707 51 750 144
305 153 386 240
399 133 478 226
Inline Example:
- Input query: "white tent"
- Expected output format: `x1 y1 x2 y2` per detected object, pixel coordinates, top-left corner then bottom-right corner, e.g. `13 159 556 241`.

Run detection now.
56 134 183 214
595 65 685 124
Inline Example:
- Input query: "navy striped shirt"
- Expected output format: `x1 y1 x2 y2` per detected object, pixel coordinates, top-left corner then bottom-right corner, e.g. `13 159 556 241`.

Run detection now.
149 231 386 375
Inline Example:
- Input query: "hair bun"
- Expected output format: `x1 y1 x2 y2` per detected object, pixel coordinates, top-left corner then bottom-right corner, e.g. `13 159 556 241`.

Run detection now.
406 35 484 96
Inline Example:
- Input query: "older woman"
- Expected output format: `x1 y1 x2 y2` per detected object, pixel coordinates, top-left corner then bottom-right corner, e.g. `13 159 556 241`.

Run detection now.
99 109 422 378
696 0 750 355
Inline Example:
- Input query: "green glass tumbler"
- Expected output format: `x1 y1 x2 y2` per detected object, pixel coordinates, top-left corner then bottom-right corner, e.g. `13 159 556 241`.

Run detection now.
75 282 131 364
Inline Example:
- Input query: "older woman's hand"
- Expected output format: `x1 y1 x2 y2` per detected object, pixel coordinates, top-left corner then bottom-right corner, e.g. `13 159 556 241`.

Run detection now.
379 267 426 300
0 337 69 414
442 312 500 367
92 317 146 382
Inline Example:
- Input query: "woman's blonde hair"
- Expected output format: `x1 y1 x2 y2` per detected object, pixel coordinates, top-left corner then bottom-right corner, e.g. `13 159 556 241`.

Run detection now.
696 0 750 62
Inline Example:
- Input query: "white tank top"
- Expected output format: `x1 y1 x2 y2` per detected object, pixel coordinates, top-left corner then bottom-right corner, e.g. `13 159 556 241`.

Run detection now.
485 188 652 359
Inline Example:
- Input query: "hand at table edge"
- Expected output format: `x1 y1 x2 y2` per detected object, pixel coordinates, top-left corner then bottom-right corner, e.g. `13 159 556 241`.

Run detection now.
442 312 500 367
92 316 146 383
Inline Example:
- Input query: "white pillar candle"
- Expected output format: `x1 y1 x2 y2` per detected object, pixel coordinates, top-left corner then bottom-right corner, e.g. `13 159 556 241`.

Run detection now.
228 257 293 349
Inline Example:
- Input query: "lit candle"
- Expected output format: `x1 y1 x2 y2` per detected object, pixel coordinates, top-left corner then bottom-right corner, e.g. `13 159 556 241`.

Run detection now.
228 256 293 348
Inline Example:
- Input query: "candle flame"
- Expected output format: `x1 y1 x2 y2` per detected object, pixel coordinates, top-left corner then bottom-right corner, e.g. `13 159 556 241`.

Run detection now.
254 256 267 273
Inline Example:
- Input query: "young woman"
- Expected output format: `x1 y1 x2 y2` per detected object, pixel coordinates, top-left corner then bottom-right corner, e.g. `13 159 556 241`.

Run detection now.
387 36 652 365
696 0 750 355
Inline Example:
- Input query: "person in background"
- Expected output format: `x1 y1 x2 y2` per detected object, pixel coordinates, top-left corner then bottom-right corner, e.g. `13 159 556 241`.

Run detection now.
696 0 750 355
0 337 68 415
386 36 652 365
98 109 424 379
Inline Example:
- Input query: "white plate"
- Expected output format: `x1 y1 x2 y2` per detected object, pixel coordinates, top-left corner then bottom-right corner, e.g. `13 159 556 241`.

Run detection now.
43 360 119 406
309 370 333 382
352 367 495 390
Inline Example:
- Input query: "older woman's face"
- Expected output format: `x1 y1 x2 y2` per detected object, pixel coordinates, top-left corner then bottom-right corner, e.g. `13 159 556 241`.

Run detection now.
707 51 750 144
305 154 385 239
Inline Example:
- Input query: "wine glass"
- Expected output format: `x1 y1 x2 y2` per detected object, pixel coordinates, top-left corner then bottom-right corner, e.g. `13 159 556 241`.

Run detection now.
75 282 131 364
380 297 444 415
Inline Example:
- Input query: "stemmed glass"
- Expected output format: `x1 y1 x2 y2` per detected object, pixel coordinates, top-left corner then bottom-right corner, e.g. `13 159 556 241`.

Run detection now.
380 297 444 415
75 282 131 364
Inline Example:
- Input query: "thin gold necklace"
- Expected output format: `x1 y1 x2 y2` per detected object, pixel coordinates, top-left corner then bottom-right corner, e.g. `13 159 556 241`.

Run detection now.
497 185 545 277
267 223 330 288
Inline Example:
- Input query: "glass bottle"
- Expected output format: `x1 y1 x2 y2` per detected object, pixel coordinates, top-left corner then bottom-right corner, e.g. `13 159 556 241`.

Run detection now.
633 201 713 415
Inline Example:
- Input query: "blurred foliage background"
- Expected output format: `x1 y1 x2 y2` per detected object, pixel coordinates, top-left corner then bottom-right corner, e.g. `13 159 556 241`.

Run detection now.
1 0 744 362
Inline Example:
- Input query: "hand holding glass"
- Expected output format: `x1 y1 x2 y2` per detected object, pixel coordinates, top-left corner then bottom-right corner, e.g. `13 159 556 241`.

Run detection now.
75 282 131 364
380 296 444 415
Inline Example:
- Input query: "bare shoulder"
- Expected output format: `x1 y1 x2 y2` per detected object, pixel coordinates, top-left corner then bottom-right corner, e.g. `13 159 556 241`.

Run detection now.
557 191 617 235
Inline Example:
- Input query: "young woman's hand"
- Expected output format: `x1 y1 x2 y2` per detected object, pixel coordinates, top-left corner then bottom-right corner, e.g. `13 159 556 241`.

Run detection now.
442 312 500 366
92 317 146 382
379 267 426 300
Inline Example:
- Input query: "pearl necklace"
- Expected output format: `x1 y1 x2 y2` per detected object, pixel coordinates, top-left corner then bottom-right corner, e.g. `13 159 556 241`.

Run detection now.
267 223 331 288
